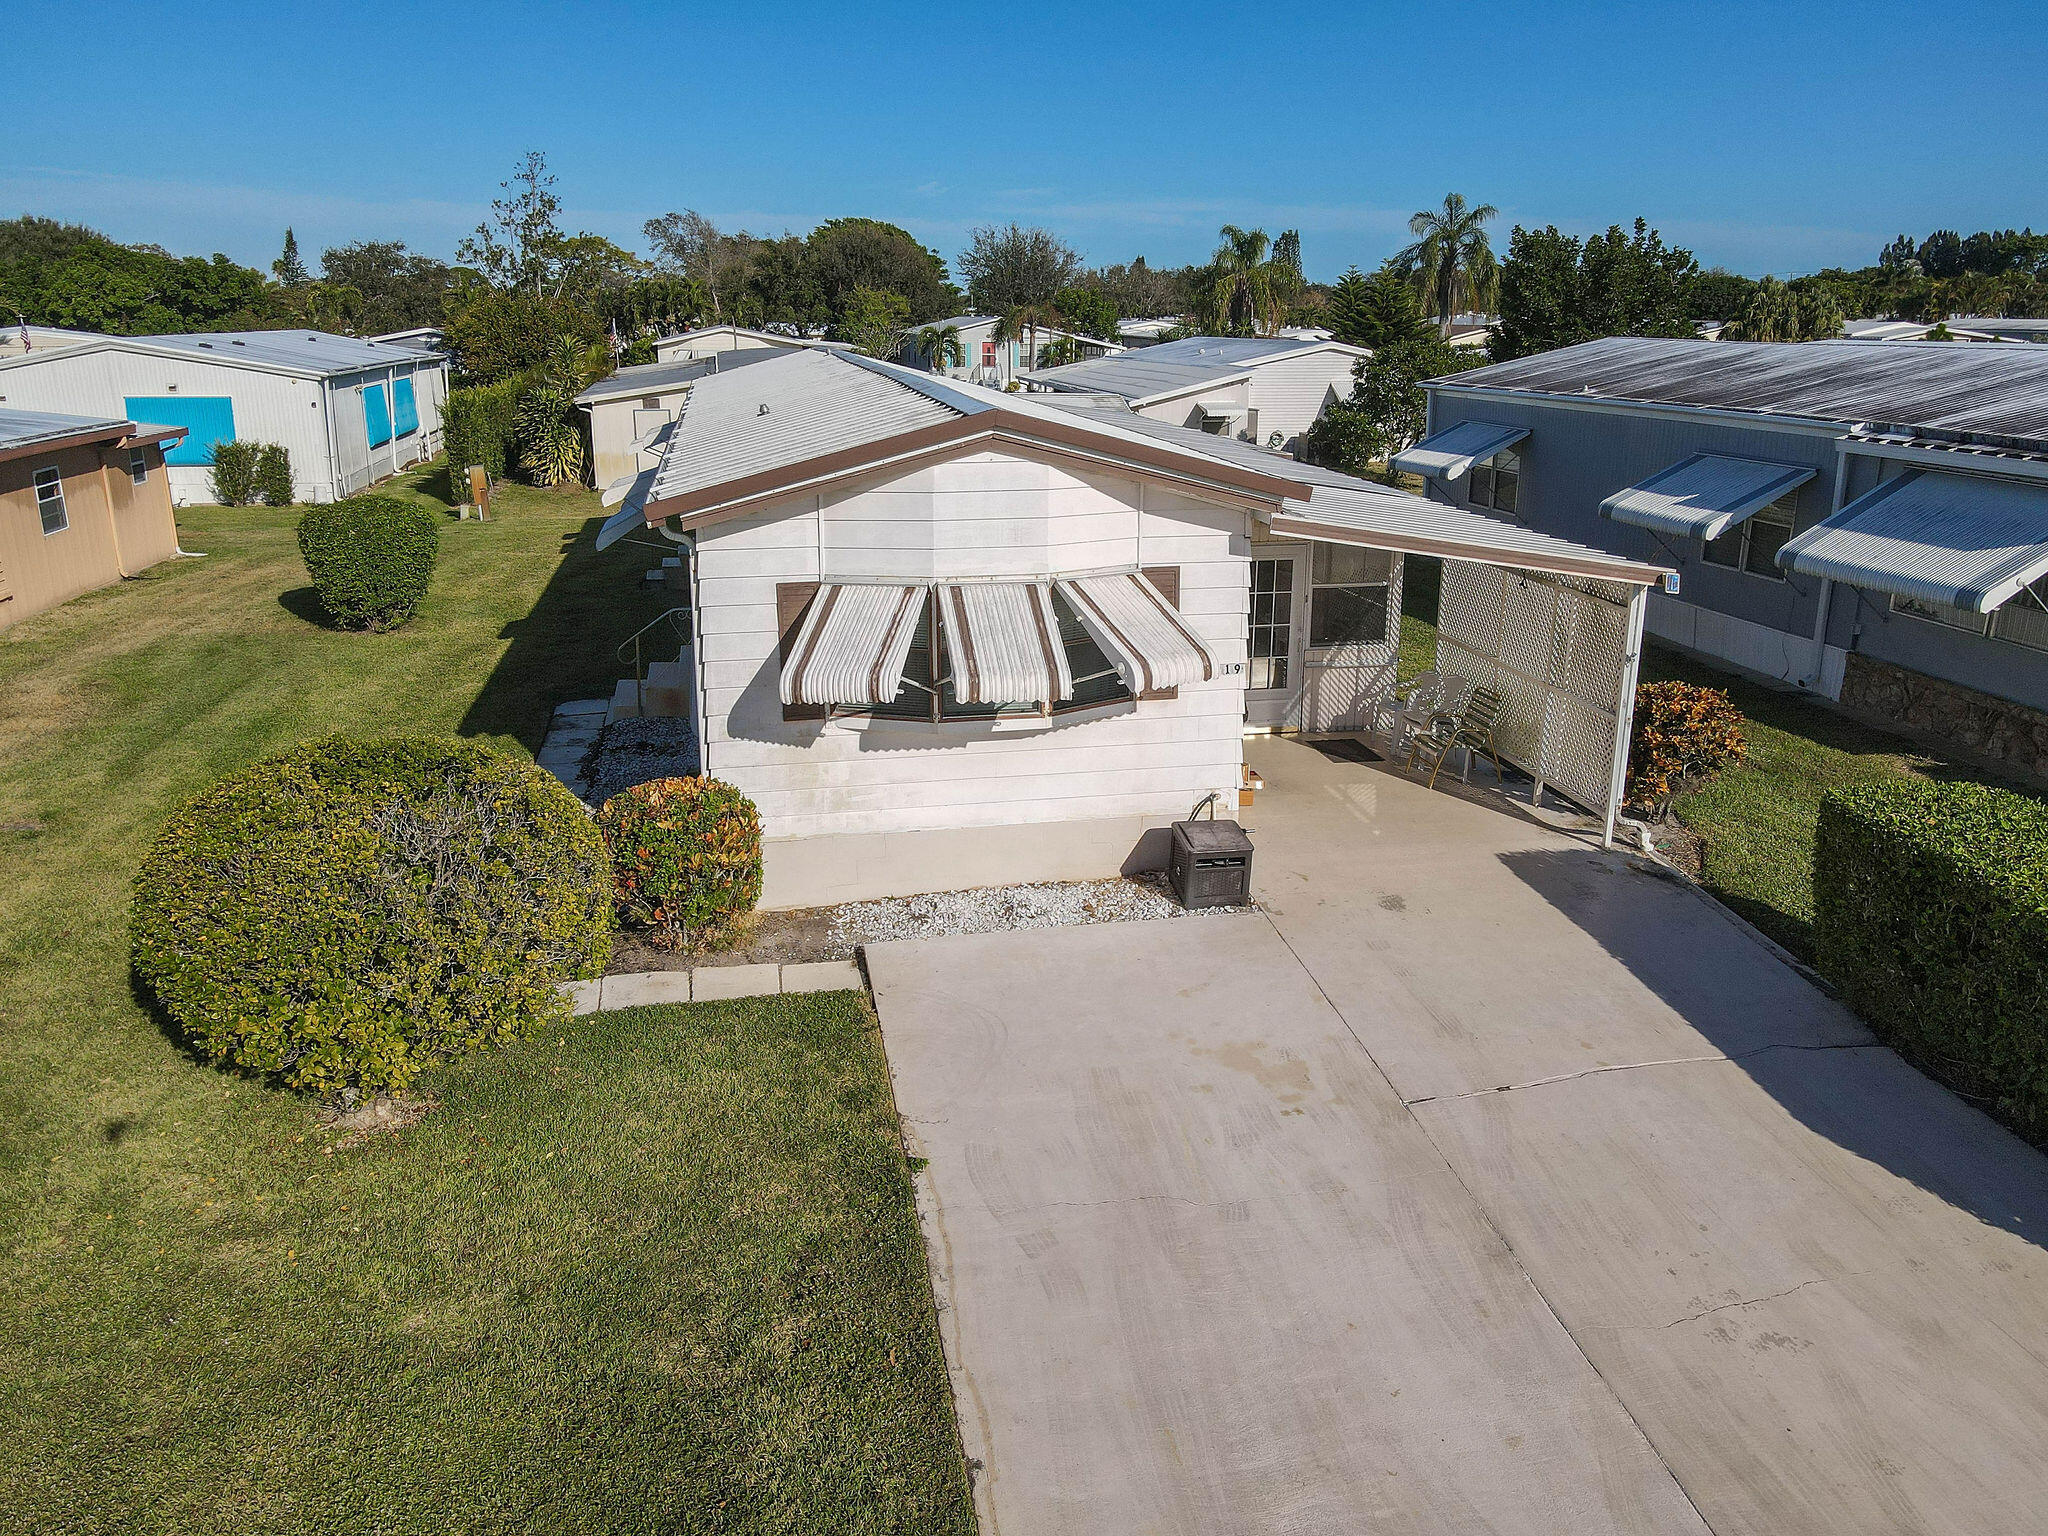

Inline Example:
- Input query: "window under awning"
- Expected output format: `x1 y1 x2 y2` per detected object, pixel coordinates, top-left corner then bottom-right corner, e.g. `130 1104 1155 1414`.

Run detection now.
937 581 1072 705
1777 467 2048 613
779 583 926 707
1601 453 1817 540
1057 571 1215 693
1390 420 1529 481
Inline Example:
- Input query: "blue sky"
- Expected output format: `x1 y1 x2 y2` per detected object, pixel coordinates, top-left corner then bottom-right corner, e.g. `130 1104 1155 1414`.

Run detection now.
7 0 2045 283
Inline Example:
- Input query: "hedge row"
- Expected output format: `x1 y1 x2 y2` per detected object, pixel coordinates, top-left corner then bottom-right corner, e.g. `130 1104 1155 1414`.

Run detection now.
1815 777 2048 1140
209 440 295 506
443 374 526 484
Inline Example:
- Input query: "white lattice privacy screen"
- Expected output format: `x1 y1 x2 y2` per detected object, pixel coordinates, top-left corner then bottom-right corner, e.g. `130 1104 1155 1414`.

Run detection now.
1435 561 1638 813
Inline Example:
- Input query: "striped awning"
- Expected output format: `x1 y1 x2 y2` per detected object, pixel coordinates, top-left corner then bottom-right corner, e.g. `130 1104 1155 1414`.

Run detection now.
779 583 925 706
937 582 1072 705
1777 468 2048 612
1601 454 1817 540
1391 420 1529 481
1057 572 1215 693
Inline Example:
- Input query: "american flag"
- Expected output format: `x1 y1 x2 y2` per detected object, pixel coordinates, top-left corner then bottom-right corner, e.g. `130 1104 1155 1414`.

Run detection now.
14 315 28 353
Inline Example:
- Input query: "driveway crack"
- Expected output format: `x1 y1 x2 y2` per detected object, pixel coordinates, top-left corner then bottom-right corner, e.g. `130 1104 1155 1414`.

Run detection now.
1404 1041 1874 1106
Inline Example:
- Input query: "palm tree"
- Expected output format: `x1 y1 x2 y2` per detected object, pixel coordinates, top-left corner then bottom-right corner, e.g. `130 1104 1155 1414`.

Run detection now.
994 303 1065 376
916 323 964 373
1396 194 1499 337
1203 226 1286 337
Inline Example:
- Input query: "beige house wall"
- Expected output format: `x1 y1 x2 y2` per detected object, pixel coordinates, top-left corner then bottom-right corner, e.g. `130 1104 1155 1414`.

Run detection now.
0 439 180 631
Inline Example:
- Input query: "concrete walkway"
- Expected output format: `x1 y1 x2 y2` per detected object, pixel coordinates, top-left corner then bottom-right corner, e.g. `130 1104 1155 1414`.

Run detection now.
866 736 2048 1535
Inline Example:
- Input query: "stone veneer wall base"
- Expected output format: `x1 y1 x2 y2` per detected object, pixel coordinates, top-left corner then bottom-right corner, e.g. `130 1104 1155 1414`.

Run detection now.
1837 653 2048 786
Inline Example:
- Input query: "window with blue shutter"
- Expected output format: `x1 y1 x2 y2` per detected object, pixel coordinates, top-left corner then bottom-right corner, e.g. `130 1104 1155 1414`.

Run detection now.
393 377 419 437
123 396 235 466
363 383 393 447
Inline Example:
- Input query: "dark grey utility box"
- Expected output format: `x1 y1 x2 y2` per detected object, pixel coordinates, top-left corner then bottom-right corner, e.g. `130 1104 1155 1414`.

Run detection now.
1168 818 1254 909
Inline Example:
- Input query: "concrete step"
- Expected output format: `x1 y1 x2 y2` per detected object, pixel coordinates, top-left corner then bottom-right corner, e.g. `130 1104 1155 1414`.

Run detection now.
640 654 695 719
607 677 643 723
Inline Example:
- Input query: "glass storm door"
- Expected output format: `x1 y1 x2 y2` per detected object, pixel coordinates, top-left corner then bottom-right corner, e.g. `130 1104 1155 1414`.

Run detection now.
1244 548 1306 729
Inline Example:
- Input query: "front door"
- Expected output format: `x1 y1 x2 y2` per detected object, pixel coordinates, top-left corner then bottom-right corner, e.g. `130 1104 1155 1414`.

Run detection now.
1244 545 1308 730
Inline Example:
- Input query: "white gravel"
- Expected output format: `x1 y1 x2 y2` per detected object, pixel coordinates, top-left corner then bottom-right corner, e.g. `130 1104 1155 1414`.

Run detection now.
827 873 1247 949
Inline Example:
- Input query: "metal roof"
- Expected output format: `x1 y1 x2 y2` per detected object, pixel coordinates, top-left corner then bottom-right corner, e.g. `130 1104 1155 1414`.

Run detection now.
125 329 441 374
575 348 782 405
647 348 963 509
1778 467 2048 612
1436 336 2048 446
0 406 131 452
1023 334 1349 400
1043 404 1668 585
1600 453 1818 540
1390 420 1529 480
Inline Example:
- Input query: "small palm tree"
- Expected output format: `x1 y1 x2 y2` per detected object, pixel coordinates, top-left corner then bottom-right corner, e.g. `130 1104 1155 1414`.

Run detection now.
1396 194 1499 336
994 303 1064 374
1204 225 1284 336
917 323 964 373
516 338 588 487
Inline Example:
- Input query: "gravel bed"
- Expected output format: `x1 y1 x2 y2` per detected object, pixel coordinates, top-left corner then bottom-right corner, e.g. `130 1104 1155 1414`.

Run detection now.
828 873 1245 949
580 717 701 802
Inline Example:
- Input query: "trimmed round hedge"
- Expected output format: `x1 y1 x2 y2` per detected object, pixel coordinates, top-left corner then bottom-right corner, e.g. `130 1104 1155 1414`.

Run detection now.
296 494 440 631
596 777 763 950
132 736 612 1095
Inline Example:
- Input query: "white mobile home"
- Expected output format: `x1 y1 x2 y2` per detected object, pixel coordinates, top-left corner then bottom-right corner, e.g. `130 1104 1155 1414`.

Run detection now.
900 315 1123 388
600 350 1667 905
576 350 783 487
652 325 827 365
0 331 448 504
1024 334 1368 452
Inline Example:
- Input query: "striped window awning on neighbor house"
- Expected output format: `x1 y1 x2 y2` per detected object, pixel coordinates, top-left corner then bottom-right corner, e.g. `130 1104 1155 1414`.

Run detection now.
1601 453 1817 540
1057 571 1215 693
1391 420 1529 481
937 581 1072 705
1777 467 2048 612
780 583 926 707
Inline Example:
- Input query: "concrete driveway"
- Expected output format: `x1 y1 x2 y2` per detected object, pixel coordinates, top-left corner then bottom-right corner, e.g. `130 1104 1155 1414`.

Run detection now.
865 737 2048 1535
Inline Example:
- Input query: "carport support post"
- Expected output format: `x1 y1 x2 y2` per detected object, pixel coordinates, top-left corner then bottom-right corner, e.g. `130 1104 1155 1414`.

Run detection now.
1602 583 1650 849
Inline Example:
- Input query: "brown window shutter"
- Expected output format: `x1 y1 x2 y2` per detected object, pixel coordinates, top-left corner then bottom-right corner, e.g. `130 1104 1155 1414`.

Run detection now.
775 581 826 721
1139 565 1181 701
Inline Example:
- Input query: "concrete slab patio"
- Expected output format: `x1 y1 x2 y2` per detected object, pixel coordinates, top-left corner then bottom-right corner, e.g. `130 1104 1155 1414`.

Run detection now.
866 735 2048 1535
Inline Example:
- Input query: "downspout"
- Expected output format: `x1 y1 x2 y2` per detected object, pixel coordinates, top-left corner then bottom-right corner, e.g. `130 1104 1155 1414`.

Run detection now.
319 376 341 502
1805 438 1854 692
95 453 130 577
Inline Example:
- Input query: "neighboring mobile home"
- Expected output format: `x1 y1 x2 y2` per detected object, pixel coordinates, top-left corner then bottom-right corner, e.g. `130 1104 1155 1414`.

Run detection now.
576 349 783 487
1023 334 1369 452
599 349 1667 905
0 407 186 630
1402 337 2048 779
651 325 829 365
0 331 448 505
901 315 1123 388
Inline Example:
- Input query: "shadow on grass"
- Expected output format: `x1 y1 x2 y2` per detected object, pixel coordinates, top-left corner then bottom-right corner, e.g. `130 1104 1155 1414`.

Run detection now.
457 516 680 753
278 586 335 628
1499 845 2048 1252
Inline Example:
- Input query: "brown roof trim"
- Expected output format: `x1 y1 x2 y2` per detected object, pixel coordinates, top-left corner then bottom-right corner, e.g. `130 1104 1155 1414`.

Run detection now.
640 406 1311 530
1266 513 1669 587
124 423 191 449
0 422 129 466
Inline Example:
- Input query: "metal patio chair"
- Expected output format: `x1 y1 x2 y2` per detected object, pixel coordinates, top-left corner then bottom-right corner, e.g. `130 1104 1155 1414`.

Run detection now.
1405 684 1507 789
1377 670 1470 748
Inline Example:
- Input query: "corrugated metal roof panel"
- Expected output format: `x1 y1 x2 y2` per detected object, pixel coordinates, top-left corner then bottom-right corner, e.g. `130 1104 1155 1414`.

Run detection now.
649 349 965 507
1390 420 1530 480
575 348 781 405
1777 468 2048 611
0 406 128 451
1601 453 1818 539
1438 336 2048 445
127 329 440 375
1025 354 1251 401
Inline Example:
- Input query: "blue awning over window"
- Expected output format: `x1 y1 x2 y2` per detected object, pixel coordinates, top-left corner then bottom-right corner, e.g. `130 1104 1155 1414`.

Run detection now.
124 395 234 466
1391 420 1529 481
392 376 419 438
1601 453 1817 540
364 383 392 448
1778 467 2048 612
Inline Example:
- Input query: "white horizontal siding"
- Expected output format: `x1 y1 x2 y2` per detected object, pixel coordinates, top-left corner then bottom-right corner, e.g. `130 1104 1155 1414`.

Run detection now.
691 451 1250 839
1247 351 1355 447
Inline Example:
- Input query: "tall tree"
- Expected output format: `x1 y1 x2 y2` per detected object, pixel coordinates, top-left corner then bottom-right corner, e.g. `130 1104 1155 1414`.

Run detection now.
1326 265 1434 351
994 301 1066 372
1878 234 1919 272
915 322 964 372
1916 230 1965 279
1051 284 1119 342
1395 194 1499 335
806 219 957 325
320 241 453 333
837 286 910 358
458 150 566 298
957 224 1081 314
1202 225 1289 336
1721 275 1845 342
272 228 309 287
1491 219 1698 359
642 210 757 323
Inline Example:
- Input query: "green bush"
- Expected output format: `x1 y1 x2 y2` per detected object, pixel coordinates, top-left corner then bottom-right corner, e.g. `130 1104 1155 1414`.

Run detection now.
209 440 261 505
596 777 763 949
1815 778 2048 1139
255 442 294 506
131 736 612 1096
296 493 440 630
443 375 526 484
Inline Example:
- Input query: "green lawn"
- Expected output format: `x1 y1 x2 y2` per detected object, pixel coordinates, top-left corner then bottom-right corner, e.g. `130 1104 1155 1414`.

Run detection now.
0 469 973 1533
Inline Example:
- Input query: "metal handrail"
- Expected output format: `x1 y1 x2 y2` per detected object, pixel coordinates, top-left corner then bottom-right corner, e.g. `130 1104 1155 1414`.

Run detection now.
615 606 692 713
